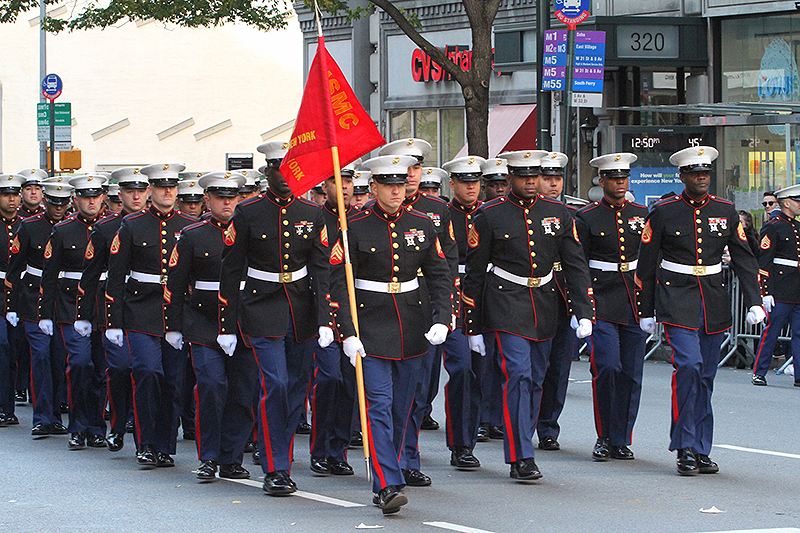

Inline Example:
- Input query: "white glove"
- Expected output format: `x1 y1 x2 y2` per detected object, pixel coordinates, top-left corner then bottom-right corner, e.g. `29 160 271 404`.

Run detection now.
165 331 184 351
318 326 334 348
105 328 124 347
342 336 366 367
424 323 449 346
762 295 775 314
746 305 767 326
217 334 237 356
575 318 593 339
5 312 18 327
38 319 53 336
639 317 656 335
74 320 92 337
468 334 486 356
569 315 578 330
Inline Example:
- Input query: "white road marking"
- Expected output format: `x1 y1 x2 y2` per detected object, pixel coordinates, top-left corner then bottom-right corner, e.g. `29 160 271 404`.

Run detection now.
221 477 365 507
713 444 800 460
423 521 496 533
697 529 800 533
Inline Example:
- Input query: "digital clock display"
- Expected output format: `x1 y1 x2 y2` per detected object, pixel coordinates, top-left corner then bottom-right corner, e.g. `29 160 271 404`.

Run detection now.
621 131 714 167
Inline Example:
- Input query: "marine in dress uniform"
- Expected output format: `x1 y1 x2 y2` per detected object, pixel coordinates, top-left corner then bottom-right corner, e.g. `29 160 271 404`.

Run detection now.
752 184 800 386
378 138 459 487
476 158 509 442
105 183 123 213
6 179 73 437
238 169 262 201
576 153 649 461
441 156 486 469
39 175 108 450
351 170 371 210
75 167 148 452
533 151 578 452
177 176 206 218
17 168 46 219
332 155 452 514
105 162 197 468
0 174 25 426
308 159 361 477
217 141 334 496
636 146 765 475
461 150 595 480
163 171 257 482
419 167 445 198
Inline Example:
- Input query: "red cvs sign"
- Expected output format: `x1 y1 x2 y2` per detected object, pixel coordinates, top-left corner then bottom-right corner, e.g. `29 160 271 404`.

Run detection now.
411 45 472 83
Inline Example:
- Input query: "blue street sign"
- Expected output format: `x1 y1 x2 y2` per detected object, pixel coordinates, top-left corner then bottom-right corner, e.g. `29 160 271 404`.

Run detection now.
42 73 63 101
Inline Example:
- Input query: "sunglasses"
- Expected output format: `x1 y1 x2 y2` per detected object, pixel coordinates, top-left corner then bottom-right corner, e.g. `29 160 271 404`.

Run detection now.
762 201 777 207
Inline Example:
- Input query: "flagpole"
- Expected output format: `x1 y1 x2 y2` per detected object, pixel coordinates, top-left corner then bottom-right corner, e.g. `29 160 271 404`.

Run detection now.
315 3 371 483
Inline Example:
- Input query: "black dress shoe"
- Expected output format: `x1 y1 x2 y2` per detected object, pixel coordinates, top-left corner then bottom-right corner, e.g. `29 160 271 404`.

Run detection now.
0 413 7 427
295 421 311 435
50 422 67 435
509 458 542 480
350 431 363 447
795 381 800 388
450 446 481 469
219 463 250 479
592 437 610 461
476 425 489 443
4 413 19 425
488 425 504 440
156 453 175 467
86 434 106 448
125 420 134 434
328 458 354 476
68 433 86 450
59 402 69 414
252 450 260 465
610 445 635 460
377 485 408 515
106 432 124 452
310 456 330 474
262 470 296 496
752 374 767 386
676 448 698 476
183 429 196 441
137 446 157 467
420 414 439 430
196 460 217 481
402 468 432 486
243 440 256 453
14 389 26 404
695 454 719 474
31 423 49 438
538 436 560 451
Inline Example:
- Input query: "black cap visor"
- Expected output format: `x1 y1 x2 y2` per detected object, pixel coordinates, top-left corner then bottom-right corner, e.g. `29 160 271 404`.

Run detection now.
450 172 482 182
508 166 541 177
373 174 408 185
207 187 240 198
44 194 71 206
75 188 105 197
679 164 713 174
599 169 631 179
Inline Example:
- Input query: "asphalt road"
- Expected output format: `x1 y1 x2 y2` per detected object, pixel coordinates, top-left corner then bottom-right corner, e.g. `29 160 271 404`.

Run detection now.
1 358 799 533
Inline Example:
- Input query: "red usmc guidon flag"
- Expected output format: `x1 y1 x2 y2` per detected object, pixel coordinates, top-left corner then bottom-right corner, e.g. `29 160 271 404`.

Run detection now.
280 36 385 197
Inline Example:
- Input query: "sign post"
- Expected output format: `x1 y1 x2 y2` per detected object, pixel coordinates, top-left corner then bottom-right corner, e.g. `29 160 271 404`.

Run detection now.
41 73 63 176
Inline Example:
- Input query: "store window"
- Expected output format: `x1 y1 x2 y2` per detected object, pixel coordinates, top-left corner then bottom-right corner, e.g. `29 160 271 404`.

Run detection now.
387 108 466 167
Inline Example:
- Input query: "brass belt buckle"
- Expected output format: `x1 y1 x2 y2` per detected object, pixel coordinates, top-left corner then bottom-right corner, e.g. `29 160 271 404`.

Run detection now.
619 262 630 272
552 261 562 272
527 277 541 288
279 272 293 283
693 265 706 276
160 274 168 285
388 282 401 293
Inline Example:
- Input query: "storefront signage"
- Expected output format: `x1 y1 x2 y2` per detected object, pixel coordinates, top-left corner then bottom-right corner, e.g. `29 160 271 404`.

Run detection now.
411 44 471 83
758 39 799 134
616 25 679 59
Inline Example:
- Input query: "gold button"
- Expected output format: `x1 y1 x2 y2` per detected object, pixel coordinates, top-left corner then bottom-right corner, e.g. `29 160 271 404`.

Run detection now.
504 234 509 238
676 231 681 235
415 246 419 250
393 266 399 272
619 228 624 233
162 249 167 254
524 209 529 214
697 259 703 264
88 226 93 231
696 219 702 224
392 232 397 237
528 230 533 235
697 238 702 243
526 219 532 224
370 247 376 252
285 243 290 248
532 263 537 269
390 223 395 228
393 254 399 260
221 318 225 321
162 258 167 263
283 220 288 225
695 209 701 215
162 268 166 273
162 222 166 226
697 228 702 234
284 232 290 237
529 241 534 246
281 209 287 214
467 215 472 219
392 276 398 282
620 237 625 242
600 232 605 236
162 239 166 244
284 265 289 270
621 255 626 260
697 248 702 253
204 252 208 256
161 230 167 235
284 254 289 259
393 243 399 248
620 246 625 251
531 251 536 257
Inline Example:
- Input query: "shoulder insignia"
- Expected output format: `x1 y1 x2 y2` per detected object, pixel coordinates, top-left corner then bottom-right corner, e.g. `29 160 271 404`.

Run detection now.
218 294 228 306
168 246 179 267
330 239 344 265
10 236 19 254
449 221 456 242
224 223 236 246
634 273 642 289
84 239 95 261
163 286 172 304
435 237 444 258
43 240 52 259
110 233 120 255
320 225 328 248
737 222 747 241
641 220 652 244
468 225 479 248
105 292 114 302
761 234 771 249
461 292 475 307
572 223 580 243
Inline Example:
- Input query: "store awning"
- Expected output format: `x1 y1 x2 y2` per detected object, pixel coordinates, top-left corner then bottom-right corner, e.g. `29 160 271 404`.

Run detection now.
454 103 537 159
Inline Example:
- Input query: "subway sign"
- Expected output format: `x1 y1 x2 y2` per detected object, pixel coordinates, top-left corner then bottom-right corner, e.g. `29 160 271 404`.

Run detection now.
411 44 472 83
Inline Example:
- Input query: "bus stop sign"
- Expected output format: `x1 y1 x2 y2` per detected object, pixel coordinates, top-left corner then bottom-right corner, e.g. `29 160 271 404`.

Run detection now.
42 73 63 101
555 0 591 30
